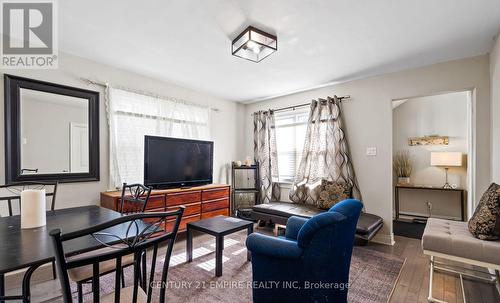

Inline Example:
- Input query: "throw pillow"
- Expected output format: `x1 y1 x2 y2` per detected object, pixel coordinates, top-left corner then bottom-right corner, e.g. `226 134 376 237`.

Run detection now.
317 180 351 210
468 183 500 240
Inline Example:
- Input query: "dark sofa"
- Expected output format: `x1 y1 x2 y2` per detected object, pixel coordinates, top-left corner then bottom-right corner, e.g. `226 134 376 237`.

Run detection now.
251 201 383 244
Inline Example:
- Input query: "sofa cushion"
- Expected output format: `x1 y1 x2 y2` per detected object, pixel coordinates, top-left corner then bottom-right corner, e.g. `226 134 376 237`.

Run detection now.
468 183 500 240
317 180 351 210
252 202 324 219
356 213 384 236
423 218 500 265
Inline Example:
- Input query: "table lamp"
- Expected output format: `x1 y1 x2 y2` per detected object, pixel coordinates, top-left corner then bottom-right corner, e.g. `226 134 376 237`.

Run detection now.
430 152 463 189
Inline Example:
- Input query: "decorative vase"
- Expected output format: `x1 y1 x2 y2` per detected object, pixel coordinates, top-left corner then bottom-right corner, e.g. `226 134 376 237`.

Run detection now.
398 177 411 185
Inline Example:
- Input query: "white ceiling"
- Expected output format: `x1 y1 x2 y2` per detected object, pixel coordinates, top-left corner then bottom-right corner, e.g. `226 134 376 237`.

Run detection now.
60 0 500 103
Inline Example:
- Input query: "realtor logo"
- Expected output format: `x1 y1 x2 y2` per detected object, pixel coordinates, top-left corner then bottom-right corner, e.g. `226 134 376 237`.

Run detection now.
1 0 58 68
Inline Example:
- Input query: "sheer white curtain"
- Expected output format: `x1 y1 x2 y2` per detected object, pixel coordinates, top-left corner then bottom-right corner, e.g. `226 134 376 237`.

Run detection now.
107 87 210 189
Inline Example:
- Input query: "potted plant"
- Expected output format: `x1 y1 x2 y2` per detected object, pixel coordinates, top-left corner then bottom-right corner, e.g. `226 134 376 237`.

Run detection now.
394 151 412 184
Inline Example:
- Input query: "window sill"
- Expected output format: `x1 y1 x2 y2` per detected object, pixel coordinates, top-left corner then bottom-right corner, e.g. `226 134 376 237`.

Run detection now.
276 181 293 188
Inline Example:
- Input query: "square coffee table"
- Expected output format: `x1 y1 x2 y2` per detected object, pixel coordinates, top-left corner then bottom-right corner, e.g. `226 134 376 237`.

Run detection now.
186 215 253 276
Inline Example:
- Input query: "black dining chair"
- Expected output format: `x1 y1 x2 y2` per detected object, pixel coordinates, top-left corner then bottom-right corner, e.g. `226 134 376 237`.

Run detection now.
50 207 184 303
0 181 59 282
120 183 153 214
0 181 58 216
69 182 152 302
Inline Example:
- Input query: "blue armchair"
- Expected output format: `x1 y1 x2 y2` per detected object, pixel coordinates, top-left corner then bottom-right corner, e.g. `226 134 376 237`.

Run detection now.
246 199 363 303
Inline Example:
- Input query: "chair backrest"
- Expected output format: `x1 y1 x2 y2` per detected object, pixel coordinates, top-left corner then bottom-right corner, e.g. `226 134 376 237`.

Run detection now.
327 198 363 249
50 207 184 303
297 199 363 247
0 181 58 216
120 183 152 214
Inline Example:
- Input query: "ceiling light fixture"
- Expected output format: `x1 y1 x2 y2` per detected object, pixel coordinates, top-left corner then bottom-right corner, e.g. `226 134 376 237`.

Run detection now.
232 26 277 63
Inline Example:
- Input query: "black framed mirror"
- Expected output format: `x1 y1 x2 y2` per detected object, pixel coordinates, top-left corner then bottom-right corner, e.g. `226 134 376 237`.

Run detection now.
4 74 100 183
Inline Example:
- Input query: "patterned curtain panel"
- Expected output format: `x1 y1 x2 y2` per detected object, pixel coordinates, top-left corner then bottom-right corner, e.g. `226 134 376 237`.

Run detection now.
289 96 362 204
253 111 281 203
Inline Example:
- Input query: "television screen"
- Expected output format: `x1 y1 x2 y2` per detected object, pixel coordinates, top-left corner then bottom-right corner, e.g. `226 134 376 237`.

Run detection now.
144 136 213 189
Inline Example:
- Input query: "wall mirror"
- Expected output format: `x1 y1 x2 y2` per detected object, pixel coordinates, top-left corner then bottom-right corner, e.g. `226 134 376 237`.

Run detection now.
4 74 99 183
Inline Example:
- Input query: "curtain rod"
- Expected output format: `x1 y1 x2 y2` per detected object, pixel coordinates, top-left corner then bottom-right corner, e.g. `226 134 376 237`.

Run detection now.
80 77 220 112
252 95 350 115
80 78 108 87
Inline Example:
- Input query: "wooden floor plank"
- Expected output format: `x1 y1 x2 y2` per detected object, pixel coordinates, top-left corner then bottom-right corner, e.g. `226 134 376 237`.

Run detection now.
434 272 445 301
455 275 464 303
5 232 499 303
464 279 484 303
418 263 431 303
479 279 500 303
444 274 457 303
404 242 427 302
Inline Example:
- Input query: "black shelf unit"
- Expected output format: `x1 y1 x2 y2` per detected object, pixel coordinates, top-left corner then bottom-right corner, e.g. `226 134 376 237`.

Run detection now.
231 162 260 220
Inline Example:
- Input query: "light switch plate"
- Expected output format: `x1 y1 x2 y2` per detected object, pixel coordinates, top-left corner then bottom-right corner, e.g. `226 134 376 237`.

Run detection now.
366 147 377 156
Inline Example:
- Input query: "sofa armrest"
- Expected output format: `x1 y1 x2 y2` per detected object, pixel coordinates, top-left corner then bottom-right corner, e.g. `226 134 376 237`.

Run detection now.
246 233 303 259
285 216 309 240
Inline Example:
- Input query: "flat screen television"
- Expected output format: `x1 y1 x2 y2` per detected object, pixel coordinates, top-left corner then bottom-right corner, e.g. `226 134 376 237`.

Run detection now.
144 136 213 189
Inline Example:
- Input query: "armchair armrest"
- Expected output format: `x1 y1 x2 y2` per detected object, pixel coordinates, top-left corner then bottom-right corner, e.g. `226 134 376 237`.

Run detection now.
246 233 303 259
285 216 309 240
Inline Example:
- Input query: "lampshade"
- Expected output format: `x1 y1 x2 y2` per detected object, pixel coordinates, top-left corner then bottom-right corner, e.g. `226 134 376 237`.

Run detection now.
232 26 277 62
430 152 463 167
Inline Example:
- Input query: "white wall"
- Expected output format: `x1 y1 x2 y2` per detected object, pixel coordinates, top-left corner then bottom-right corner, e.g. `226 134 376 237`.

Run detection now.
392 92 468 220
393 92 468 188
0 52 245 211
244 55 491 245
491 35 500 184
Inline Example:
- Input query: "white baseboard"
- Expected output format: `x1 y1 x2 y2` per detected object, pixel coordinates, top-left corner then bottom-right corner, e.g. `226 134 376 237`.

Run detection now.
371 232 395 246
399 211 461 221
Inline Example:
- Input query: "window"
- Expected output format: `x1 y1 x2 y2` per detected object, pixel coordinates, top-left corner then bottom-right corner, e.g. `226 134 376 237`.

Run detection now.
274 108 309 182
108 88 210 188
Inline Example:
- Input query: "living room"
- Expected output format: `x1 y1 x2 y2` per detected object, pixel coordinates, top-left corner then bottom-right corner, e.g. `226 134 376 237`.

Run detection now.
0 1 499 303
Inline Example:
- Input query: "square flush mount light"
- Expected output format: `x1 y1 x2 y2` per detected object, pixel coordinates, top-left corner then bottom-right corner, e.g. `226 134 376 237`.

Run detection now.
232 26 277 62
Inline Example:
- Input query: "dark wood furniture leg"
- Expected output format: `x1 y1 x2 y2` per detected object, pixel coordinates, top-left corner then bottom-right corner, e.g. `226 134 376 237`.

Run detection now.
247 225 253 261
395 187 400 221
187 226 193 262
76 282 83 303
215 235 223 277
0 273 4 303
461 190 465 221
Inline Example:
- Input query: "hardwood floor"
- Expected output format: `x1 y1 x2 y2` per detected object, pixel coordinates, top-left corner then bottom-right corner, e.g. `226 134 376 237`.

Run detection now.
367 236 499 303
3 233 499 302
